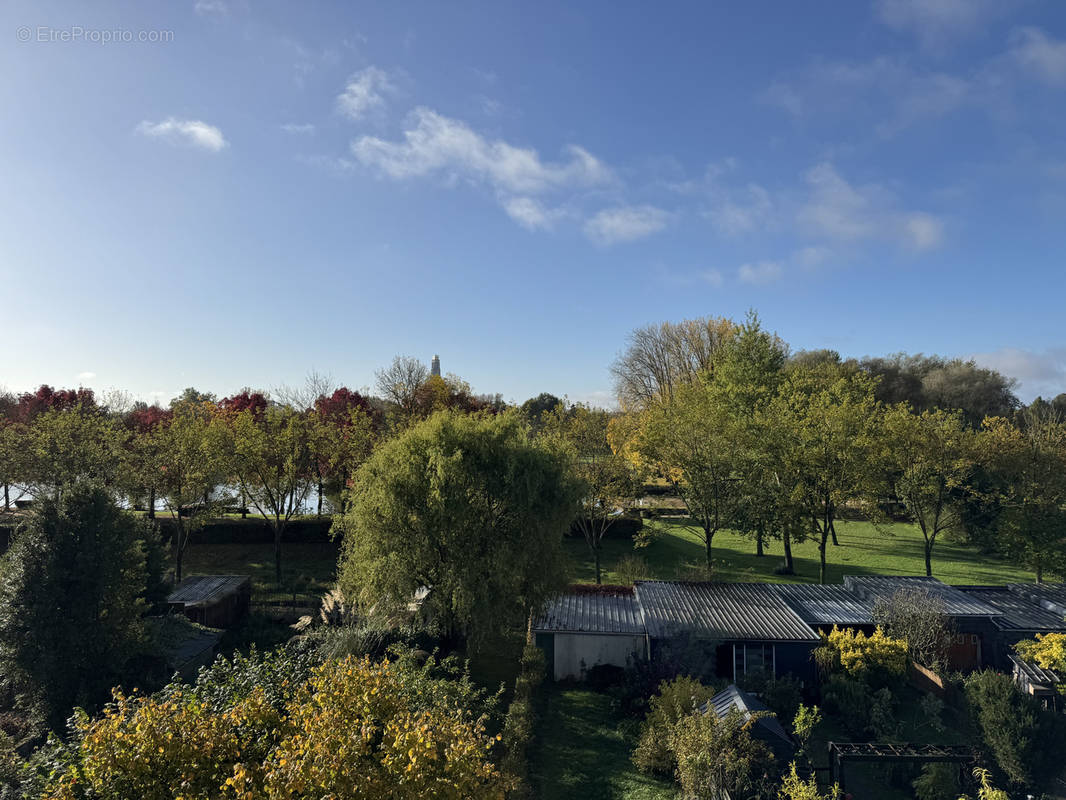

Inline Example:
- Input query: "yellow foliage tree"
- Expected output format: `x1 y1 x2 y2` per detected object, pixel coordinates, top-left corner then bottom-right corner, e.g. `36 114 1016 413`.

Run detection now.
815 626 909 684
46 656 510 800
1014 632 1066 675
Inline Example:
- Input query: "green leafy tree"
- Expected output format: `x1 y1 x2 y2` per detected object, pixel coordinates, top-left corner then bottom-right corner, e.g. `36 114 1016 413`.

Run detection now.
151 402 221 582
22 406 125 499
209 404 314 583
632 379 745 574
779 762 841 800
543 403 639 583
979 409 1066 582
336 410 579 646
768 365 886 583
0 488 148 733
671 706 778 800
884 406 977 576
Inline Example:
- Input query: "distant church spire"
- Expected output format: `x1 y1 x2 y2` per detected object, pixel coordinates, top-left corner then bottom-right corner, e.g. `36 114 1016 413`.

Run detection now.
431 354 441 377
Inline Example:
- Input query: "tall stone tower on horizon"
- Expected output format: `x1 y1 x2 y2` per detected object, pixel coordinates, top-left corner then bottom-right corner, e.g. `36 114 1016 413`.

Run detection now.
431 354 441 377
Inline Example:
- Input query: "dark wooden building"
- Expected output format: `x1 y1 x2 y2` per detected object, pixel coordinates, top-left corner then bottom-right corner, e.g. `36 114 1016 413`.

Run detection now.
167 575 251 628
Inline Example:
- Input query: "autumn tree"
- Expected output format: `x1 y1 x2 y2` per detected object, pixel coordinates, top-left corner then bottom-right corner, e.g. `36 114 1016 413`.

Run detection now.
336 410 579 645
310 388 376 515
884 406 977 576
610 316 736 408
542 403 639 583
375 355 430 420
22 404 124 499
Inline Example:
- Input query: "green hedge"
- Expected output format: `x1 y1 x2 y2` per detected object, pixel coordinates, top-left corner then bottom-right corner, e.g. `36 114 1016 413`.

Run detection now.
153 516 336 545
567 514 643 539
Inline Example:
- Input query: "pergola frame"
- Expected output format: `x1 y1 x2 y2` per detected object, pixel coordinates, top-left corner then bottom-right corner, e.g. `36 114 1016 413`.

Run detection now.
827 742 979 793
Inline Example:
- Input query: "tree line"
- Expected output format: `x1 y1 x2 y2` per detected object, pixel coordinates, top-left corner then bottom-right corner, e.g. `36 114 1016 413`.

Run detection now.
606 314 1066 583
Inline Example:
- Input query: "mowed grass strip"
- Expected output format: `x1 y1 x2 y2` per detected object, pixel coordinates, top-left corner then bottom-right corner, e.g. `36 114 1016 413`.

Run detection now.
564 518 1042 586
530 686 676 800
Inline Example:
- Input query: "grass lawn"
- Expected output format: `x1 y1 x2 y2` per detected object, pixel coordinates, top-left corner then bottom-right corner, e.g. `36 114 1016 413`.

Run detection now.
565 517 1042 586
180 541 339 603
530 685 676 800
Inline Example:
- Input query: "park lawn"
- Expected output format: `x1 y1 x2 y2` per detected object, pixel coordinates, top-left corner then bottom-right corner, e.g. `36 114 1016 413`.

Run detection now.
530 685 677 800
179 541 339 603
565 517 1043 586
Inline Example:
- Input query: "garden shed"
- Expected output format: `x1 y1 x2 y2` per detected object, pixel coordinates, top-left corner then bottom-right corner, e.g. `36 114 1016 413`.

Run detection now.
958 585 1066 669
533 586 647 681
700 684 795 764
167 574 251 628
634 581 820 684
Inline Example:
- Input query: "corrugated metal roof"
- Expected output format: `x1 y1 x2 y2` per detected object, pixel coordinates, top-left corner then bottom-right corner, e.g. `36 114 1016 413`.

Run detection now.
168 575 250 608
533 592 645 635
957 586 1066 631
635 581 820 642
843 575 1001 617
700 684 792 746
1007 583 1066 617
771 583 875 626
1010 654 1063 687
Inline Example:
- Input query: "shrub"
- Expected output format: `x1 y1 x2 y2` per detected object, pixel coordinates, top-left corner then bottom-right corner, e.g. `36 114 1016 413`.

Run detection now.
44 654 511 800
671 707 777 800
614 554 651 585
873 588 955 671
791 704 821 757
778 762 841 800
739 670 802 726
912 762 961 800
814 626 908 690
633 676 717 775
501 642 546 798
963 669 1066 791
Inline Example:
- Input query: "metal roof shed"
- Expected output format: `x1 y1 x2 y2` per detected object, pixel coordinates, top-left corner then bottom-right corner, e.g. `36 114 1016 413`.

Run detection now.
167 575 251 629
956 586 1066 632
842 576 1002 618
770 583 875 627
634 581 820 642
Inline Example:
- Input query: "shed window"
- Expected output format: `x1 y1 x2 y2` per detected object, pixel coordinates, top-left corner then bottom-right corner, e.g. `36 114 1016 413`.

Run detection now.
733 643 775 680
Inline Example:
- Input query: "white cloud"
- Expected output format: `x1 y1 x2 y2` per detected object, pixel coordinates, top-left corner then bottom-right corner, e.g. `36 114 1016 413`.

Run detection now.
763 57 975 137
136 118 228 152
583 205 669 245
706 182 774 235
336 67 395 120
796 245 832 267
501 196 566 231
77 371 96 381
194 0 227 16
352 107 613 195
970 347 1066 401
281 122 316 134
797 163 944 251
737 261 784 285
1010 27 1066 87
876 0 1008 47
700 269 724 288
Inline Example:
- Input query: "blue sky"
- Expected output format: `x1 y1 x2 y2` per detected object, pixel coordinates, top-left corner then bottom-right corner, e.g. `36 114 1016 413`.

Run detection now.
2 0 1065 406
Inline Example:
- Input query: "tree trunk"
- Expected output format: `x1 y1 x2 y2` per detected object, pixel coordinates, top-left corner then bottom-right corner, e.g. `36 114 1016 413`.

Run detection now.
1036 562 1043 584
594 545 602 585
175 516 186 582
818 531 828 584
316 470 323 518
704 528 714 577
755 523 765 557
274 518 284 583
924 539 933 577
2 483 8 512
147 487 155 520
829 516 840 546
781 527 794 574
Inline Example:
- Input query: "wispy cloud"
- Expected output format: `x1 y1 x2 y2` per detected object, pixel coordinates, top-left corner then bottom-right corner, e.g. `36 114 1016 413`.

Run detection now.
737 261 783 285
194 0 227 17
336 67 395 121
281 122 316 135
352 107 612 194
77 371 96 381
583 205 669 245
970 346 1066 401
136 118 228 152
798 162 943 251
875 0 1010 48
501 197 566 231
1010 28 1066 87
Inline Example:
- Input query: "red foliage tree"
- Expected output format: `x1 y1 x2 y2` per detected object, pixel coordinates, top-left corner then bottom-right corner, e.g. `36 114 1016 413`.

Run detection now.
217 391 269 419
15 385 96 421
